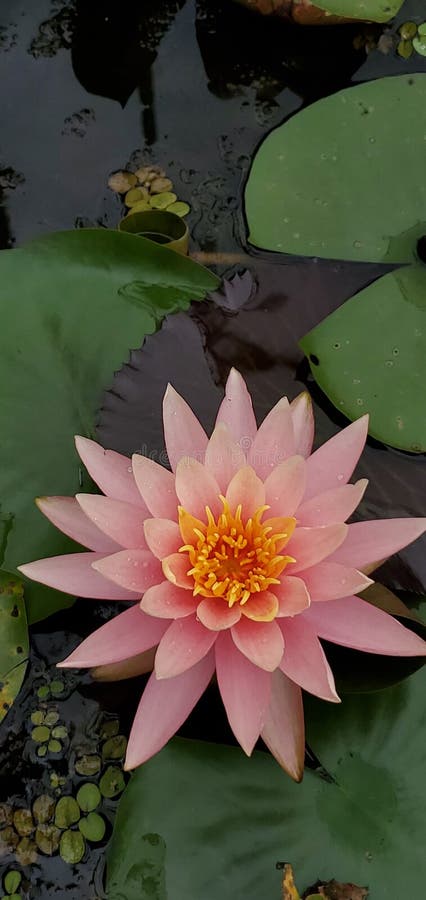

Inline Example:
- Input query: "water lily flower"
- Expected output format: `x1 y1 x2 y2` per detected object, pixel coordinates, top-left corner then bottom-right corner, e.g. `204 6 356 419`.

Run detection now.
19 370 426 780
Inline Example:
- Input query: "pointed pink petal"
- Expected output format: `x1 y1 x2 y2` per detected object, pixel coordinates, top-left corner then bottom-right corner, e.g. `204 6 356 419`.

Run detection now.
215 368 257 447
91 648 156 682
303 416 369 502
204 423 246 492
261 669 304 782
124 651 215 769
304 596 426 656
196 597 242 630
75 436 146 508
18 552 139 600
248 397 295 480
131 454 178 519
57 605 167 667
297 479 368 527
274 576 311 617
215 631 271 755
279 617 339 702
175 458 221 519
286 524 348 574
330 519 426 571
225 466 265 518
162 553 193 589
231 618 284 671
300 561 372 602
141 581 198 619
92 550 162 593
290 392 314 458
143 518 181 560
264 456 306 518
163 384 208 472
76 494 147 549
155 615 217 678
36 496 119 553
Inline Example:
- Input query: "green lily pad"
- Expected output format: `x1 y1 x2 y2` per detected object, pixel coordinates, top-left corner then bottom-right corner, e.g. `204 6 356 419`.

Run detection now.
4 871 21 893
78 813 106 842
0 229 218 624
75 755 101 777
49 680 65 695
100 766 126 799
48 739 62 754
102 735 127 760
54 797 80 829
245 75 426 263
0 572 28 724
31 726 50 743
59 829 85 865
76 784 101 813
107 668 426 900
299 265 426 452
314 0 403 21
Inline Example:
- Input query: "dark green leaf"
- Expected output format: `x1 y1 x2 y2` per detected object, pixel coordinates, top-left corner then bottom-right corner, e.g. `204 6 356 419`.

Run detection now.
0 571 28 724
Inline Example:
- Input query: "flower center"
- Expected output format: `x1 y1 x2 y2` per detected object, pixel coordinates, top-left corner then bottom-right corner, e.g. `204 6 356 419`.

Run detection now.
179 498 296 608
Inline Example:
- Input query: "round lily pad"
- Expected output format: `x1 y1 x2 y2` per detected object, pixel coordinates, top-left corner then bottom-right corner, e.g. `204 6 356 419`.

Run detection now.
59 830 85 865
125 187 149 207
100 766 126 799
37 745 47 758
108 171 137 194
397 39 413 59
51 725 67 740
399 21 418 40
31 725 50 743
76 784 101 813
102 735 127 760
4 871 21 893
149 192 177 210
0 828 18 854
54 797 80 829
13 810 34 837
48 739 62 753
0 806 13 827
33 795 55 825
167 201 190 218
49 680 64 695
44 711 59 727
30 711 44 726
37 685 49 700
150 177 173 194
75 755 101 777
15 838 37 866
413 35 426 56
78 813 106 842
100 720 119 740
35 824 60 855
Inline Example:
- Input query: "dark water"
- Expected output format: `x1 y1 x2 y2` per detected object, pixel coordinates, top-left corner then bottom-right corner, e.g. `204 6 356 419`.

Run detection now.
1 1 426 896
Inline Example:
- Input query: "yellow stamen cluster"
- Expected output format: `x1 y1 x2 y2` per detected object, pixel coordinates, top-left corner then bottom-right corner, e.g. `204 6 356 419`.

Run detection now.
179 498 296 608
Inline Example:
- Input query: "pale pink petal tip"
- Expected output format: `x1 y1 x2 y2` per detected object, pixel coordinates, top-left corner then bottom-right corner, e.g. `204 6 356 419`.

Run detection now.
215 368 257 446
290 392 314 458
163 384 208 472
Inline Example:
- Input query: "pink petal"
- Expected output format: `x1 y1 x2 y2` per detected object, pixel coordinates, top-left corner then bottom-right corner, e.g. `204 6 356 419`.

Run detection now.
92 550 162 593
75 436 146 508
225 466 265 518
215 368 257 447
303 416 369 502
175 458 221 519
131 454 178 519
279 617 340 702
297 479 368 527
196 597 242 630
248 397 295 480
18 552 139 600
163 384 208 472
76 494 147 549
124 651 215 769
92 648 156 682
155 615 217 678
300 561 372 602
36 496 119 553
57 605 167 667
231 618 284 671
261 669 304 782
141 581 198 619
144 518 181 559
162 553 193 589
290 392 314 458
241 591 278 622
286 524 348 574
330 519 426 572
274 576 311 617
215 631 271 755
264 456 306 518
204 423 246 492
304 596 426 656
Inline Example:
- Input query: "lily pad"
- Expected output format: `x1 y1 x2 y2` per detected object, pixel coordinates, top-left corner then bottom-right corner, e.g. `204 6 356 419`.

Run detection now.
314 0 403 20
0 572 28 724
78 813 106 842
76 784 101 813
245 75 426 262
54 797 80 829
59 830 85 865
100 766 126 799
4 872 21 894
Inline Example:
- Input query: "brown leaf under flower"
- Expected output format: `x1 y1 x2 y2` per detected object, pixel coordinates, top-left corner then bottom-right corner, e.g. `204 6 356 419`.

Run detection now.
304 879 369 899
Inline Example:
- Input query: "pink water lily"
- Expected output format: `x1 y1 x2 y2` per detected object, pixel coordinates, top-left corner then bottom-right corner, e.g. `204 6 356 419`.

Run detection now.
19 370 426 780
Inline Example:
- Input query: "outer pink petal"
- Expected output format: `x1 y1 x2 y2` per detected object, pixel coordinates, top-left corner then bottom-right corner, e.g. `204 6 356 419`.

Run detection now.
300 561 372 602
273 576 311 617
303 416 369 502
141 581 198 618
144 518 181 560
175 458 222 519
286 524 348 574
215 368 257 447
296 479 368 527
261 669 305 782
204 423 246 492
76 494 147 549
92 648 156 682
75 436 146 508
124 651 215 769
162 553 193 589
290 392 314 458
18 552 139 600
248 397 295 480
215 631 271 755
196 597 242 630
231 618 284 671
264 456 306 518
36 496 119 553
131 454 178 519
225 466 265 518
279 617 340 702
155 615 217 678
330 519 426 571
92 550 162 593
57 605 168 667
304 596 426 656
163 384 209 472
